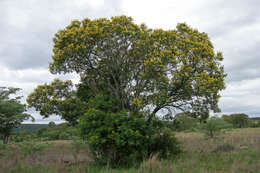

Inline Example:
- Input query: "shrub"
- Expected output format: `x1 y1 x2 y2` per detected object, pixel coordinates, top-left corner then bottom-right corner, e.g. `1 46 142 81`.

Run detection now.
200 117 232 138
45 130 60 140
35 123 79 141
78 109 181 166
59 132 71 140
36 127 47 137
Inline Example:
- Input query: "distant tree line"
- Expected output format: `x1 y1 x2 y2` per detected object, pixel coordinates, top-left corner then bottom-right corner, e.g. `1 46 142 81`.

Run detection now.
169 112 260 132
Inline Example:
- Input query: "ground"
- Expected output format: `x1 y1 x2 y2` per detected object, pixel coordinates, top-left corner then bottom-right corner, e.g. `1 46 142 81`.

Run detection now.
0 128 260 173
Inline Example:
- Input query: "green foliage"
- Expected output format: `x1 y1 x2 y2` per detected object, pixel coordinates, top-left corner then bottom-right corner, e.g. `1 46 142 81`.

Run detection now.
36 127 47 137
36 123 78 140
12 129 36 142
27 79 87 126
28 15 226 125
248 120 260 128
11 123 79 142
0 87 33 144
222 113 249 128
79 108 181 166
200 116 232 138
171 112 199 131
48 121 56 128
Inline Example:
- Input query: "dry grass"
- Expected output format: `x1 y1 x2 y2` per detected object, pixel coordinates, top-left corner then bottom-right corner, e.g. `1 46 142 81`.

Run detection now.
0 128 260 173
0 140 93 173
176 128 260 152
174 128 260 173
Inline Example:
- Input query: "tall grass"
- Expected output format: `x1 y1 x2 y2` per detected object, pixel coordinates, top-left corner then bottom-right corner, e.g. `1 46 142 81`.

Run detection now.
0 128 260 172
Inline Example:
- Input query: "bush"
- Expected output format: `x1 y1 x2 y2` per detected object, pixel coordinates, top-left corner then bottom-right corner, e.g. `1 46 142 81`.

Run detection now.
59 132 71 140
45 130 60 140
78 109 181 166
11 130 36 143
200 117 232 138
34 123 79 141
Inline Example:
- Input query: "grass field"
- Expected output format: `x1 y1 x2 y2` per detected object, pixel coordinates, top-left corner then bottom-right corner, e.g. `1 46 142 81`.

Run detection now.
0 128 260 173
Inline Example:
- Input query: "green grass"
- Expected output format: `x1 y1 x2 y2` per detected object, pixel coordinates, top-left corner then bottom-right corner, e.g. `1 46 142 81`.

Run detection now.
1 128 260 172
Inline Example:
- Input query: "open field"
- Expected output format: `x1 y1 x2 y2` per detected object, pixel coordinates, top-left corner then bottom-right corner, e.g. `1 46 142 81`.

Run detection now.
0 128 260 173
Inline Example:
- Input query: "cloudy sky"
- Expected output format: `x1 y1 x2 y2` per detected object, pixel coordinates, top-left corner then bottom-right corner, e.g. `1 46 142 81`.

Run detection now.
1 0 260 123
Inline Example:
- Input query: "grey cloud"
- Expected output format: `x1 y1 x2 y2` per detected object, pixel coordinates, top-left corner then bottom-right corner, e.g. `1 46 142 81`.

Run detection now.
0 0 122 123
0 0 122 70
223 40 260 82
219 78 260 116
175 0 260 116
193 0 260 37
192 0 260 83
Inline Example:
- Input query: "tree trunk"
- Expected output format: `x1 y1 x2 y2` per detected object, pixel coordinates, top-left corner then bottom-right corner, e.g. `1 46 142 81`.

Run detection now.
3 135 9 144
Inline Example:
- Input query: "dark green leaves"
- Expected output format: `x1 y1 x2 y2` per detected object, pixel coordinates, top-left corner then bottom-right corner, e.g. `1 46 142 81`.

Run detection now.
0 87 33 144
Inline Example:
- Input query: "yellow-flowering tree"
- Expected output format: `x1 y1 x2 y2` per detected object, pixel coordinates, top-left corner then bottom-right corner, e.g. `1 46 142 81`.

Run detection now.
38 16 224 118
27 15 225 164
28 15 225 122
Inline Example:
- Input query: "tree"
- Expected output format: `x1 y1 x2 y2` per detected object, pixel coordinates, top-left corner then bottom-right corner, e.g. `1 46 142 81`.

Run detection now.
0 87 33 144
222 113 249 128
27 79 87 126
200 116 232 138
27 15 226 123
48 121 56 128
27 16 226 165
171 112 199 131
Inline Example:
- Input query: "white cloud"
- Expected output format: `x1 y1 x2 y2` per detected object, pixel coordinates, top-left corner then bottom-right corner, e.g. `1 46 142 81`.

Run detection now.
86 0 105 9
121 0 205 30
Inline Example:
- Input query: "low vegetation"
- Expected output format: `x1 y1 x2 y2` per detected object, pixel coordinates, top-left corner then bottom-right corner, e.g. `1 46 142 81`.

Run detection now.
1 127 260 173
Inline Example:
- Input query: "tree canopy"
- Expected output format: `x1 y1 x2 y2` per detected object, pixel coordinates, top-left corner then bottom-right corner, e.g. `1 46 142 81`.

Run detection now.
0 87 33 144
27 79 86 126
222 113 249 128
27 15 226 124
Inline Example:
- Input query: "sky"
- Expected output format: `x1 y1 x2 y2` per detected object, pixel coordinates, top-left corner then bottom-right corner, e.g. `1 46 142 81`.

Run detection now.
1 0 260 123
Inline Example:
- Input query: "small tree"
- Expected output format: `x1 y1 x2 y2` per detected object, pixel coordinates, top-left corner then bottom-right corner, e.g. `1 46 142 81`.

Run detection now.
200 116 232 138
172 112 199 131
0 87 33 144
48 121 56 128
